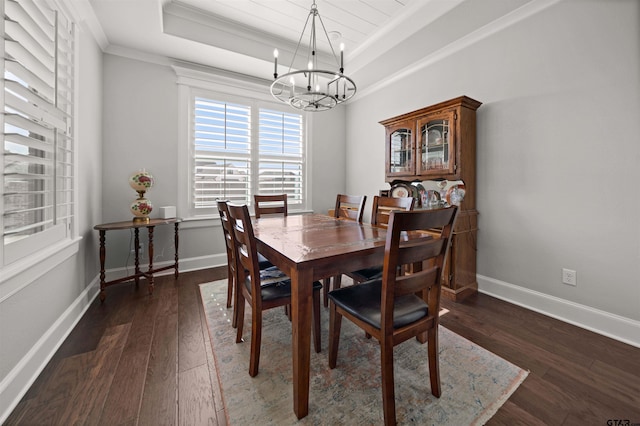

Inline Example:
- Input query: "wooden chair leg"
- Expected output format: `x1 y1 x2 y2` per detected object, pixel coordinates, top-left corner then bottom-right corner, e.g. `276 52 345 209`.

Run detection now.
322 278 330 308
232 272 241 329
312 289 321 353
428 326 441 397
380 339 396 426
334 274 342 290
226 264 233 309
328 304 342 369
235 294 245 343
324 274 343 308
249 308 262 377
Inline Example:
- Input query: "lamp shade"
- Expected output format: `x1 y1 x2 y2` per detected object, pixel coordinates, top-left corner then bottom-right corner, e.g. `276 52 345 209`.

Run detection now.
129 170 154 193
130 197 153 217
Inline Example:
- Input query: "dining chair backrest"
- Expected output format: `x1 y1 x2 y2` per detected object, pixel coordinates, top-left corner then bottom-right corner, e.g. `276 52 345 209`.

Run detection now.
217 200 234 258
333 194 367 223
254 194 288 218
371 196 415 228
216 200 236 311
227 203 263 298
380 207 458 330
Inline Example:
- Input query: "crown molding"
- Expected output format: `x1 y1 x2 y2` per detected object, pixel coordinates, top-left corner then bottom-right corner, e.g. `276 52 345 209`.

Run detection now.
349 0 465 73
353 0 562 103
163 1 336 72
172 60 272 98
59 0 109 50
104 44 174 67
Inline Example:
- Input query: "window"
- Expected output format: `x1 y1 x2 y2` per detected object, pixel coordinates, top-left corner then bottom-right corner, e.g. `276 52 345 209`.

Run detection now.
188 90 306 217
2 0 75 266
258 108 303 205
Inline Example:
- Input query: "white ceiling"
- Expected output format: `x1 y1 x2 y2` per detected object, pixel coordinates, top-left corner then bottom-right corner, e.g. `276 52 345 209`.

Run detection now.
83 0 468 86
170 0 415 54
81 0 533 91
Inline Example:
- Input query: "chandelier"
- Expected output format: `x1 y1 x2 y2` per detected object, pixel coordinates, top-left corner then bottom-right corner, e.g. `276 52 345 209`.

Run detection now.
270 1 357 111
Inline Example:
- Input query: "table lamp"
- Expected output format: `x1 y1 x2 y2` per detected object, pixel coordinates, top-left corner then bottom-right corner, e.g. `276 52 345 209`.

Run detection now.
129 169 154 223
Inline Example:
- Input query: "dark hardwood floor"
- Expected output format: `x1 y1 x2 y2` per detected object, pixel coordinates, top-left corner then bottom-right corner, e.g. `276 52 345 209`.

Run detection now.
5 268 640 425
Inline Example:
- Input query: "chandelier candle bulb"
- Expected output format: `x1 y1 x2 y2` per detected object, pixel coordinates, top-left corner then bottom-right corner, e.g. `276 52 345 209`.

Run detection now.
273 48 278 78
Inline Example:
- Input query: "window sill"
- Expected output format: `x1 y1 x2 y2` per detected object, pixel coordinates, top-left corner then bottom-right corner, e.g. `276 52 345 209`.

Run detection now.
0 237 82 302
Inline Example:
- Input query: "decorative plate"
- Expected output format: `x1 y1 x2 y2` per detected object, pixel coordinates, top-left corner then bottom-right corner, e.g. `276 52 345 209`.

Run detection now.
412 182 426 206
445 183 466 206
428 129 443 146
390 182 413 199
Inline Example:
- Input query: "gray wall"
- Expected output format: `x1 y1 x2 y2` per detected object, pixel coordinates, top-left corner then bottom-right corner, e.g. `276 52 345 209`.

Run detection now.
100 54 347 273
345 0 640 340
101 55 183 269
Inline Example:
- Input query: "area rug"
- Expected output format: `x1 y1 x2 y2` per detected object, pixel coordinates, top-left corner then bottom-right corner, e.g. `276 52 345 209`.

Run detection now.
200 280 528 425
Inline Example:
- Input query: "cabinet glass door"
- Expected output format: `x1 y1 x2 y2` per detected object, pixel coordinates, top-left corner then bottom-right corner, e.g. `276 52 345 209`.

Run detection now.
387 126 413 175
418 111 456 176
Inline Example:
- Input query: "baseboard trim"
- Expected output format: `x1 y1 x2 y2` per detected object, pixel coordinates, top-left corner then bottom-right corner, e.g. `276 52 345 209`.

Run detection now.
477 274 640 348
0 277 100 424
104 253 227 282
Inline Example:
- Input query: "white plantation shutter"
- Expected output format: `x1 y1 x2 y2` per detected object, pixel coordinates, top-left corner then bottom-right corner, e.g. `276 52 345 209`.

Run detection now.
2 0 75 265
193 98 251 207
189 92 305 216
258 109 303 206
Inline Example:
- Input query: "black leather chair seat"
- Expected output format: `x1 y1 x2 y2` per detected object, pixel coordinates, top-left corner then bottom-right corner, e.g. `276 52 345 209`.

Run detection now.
328 279 428 329
257 253 273 269
245 266 322 302
349 266 383 282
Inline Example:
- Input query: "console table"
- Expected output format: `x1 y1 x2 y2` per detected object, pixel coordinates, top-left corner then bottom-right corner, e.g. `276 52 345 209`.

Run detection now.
94 218 181 301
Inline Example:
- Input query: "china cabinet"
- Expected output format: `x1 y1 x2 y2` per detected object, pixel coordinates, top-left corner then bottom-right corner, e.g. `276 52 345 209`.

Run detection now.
380 96 482 301
386 120 415 177
382 95 481 183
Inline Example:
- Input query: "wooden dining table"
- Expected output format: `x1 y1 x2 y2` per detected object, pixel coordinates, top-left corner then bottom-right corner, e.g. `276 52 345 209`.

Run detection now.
252 213 391 419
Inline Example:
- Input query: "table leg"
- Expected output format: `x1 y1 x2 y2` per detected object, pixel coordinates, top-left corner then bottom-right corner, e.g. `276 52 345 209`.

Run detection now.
99 230 106 302
147 226 155 295
291 268 313 419
134 228 140 288
174 222 179 278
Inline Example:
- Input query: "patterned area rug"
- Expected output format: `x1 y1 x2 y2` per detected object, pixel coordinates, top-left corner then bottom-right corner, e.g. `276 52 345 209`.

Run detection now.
200 280 527 425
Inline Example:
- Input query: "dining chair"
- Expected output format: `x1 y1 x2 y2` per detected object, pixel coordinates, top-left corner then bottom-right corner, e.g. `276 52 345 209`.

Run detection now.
333 193 367 222
253 193 293 318
344 196 415 284
327 207 458 426
254 194 288 218
322 194 367 306
227 203 322 377
217 200 273 328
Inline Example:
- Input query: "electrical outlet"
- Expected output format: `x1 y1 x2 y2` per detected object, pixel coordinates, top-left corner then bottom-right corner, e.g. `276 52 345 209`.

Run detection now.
562 268 577 286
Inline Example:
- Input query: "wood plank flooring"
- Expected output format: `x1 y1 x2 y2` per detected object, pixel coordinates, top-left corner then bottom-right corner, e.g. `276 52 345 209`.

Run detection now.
5 268 640 425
